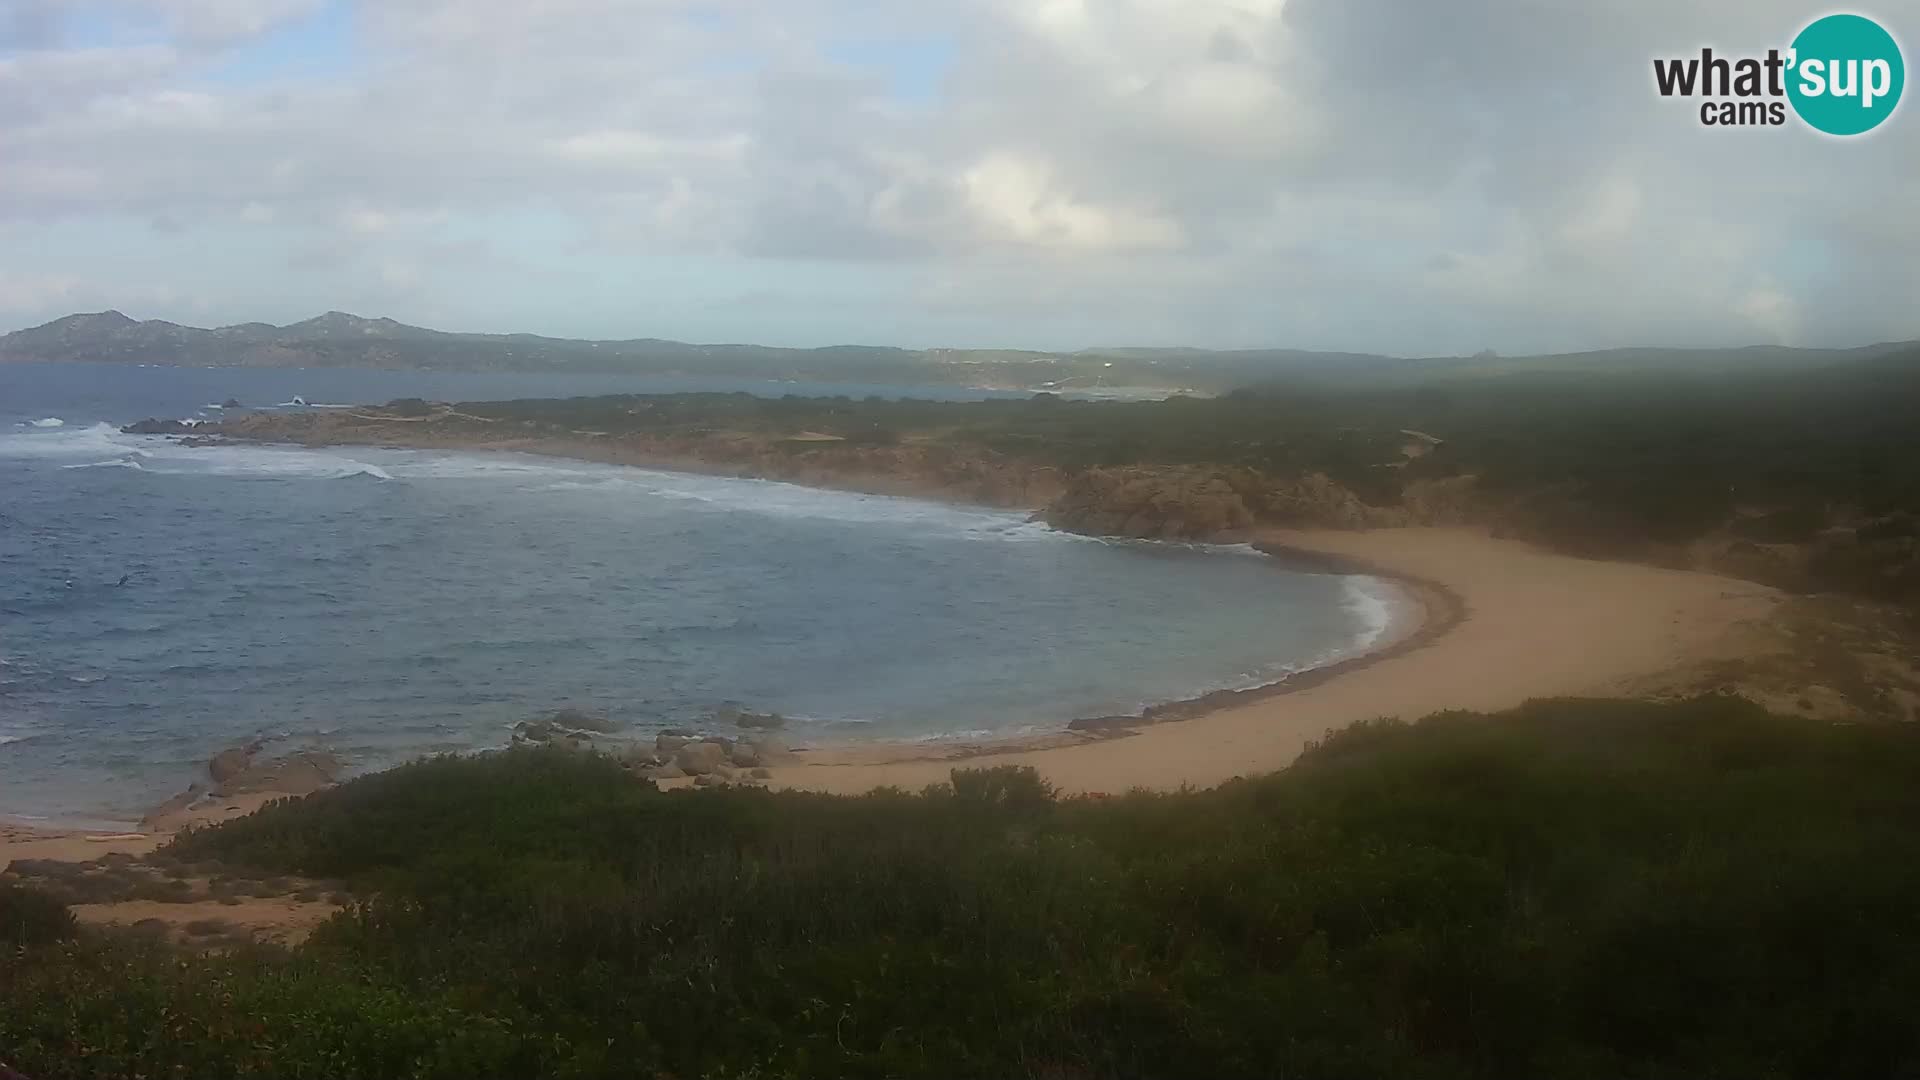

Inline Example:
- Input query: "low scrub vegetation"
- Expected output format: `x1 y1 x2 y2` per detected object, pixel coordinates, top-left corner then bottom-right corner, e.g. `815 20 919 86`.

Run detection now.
6 696 1920 1078
452 353 1920 604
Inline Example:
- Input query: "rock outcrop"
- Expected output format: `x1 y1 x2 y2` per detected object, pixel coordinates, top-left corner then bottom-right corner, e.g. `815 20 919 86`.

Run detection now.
513 708 619 748
153 742 346 826
1043 467 1483 541
217 750 342 796
207 742 263 784
674 742 729 776
1042 467 1256 540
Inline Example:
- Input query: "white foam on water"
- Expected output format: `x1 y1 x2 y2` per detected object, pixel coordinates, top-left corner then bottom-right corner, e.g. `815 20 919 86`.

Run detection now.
1143 573 1411 706
385 448 1084 543
1340 575 1401 652
0 422 128 458
0 424 1186 548
63 458 145 470
0 423 394 480
28 417 64 428
5 427 1326 559
0 721 40 747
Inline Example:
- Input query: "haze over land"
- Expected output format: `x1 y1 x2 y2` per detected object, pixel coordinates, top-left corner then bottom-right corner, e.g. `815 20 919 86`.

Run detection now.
5 309 1916 395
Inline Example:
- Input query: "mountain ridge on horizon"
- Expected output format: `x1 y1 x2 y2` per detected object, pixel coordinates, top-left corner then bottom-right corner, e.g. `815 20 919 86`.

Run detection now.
4 309 1915 393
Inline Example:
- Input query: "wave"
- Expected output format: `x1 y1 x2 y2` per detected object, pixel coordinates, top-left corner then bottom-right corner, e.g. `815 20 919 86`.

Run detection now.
1138 573 1410 707
4 425 1319 560
378 448 1079 542
28 417 64 428
0 423 1225 549
1340 575 1401 653
1 423 395 480
0 422 126 458
63 458 145 470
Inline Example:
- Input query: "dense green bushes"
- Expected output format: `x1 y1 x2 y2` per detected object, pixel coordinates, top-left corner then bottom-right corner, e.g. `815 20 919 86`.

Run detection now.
450 357 1920 602
7 696 1920 1078
0 883 75 948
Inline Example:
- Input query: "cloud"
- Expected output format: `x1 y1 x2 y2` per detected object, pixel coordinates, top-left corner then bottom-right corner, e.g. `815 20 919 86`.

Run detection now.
0 0 1914 352
960 152 1184 252
145 0 326 46
0 270 81 312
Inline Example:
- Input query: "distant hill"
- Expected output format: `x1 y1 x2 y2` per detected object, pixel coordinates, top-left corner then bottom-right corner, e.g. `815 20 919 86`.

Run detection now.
2 310 1913 394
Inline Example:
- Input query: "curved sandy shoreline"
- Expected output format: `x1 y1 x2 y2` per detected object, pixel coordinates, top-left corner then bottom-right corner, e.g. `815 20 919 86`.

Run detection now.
759 544 1454 768
754 526 1781 795
2 440 1783 862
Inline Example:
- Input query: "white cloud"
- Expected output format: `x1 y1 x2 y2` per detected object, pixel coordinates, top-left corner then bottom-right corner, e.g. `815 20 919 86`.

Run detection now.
961 152 1184 252
0 0 1913 352
547 130 751 166
1735 284 1801 344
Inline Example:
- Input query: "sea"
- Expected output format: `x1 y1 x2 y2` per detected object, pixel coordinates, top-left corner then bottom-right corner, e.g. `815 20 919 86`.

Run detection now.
0 362 1398 826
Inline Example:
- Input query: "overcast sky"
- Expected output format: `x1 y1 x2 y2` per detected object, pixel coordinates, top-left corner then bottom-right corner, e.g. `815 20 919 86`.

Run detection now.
0 0 1913 353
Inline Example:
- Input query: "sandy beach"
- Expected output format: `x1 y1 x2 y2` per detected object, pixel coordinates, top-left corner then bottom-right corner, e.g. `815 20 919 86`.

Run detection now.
754 526 1782 795
2 522 1783 918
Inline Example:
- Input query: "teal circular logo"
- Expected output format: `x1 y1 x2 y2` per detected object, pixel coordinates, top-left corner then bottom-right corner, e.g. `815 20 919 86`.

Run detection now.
1787 14 1905 135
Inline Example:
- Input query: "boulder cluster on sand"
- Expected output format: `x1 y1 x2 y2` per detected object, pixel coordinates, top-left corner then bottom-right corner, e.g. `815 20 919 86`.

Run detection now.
141 740 345 830
625 730 796 786
505 707 798 787
202 740 341 796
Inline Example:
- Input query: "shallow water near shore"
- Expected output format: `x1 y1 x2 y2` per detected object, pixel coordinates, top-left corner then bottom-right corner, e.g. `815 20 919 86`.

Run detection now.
1 364 1394 825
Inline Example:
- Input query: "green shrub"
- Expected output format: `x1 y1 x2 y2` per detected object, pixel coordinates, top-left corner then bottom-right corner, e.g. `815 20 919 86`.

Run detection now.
0 883 77 947
7 699 1920 1078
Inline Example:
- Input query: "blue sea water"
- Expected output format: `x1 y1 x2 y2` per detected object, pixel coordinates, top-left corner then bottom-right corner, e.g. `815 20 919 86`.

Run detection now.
0 363 1395 825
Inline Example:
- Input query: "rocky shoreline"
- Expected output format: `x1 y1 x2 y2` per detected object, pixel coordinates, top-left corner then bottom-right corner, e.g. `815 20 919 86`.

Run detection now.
86 403 1469 815
175 405 1481 542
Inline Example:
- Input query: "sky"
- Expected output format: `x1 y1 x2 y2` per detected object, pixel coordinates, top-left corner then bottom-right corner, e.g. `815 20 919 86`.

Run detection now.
0 0 1914 354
